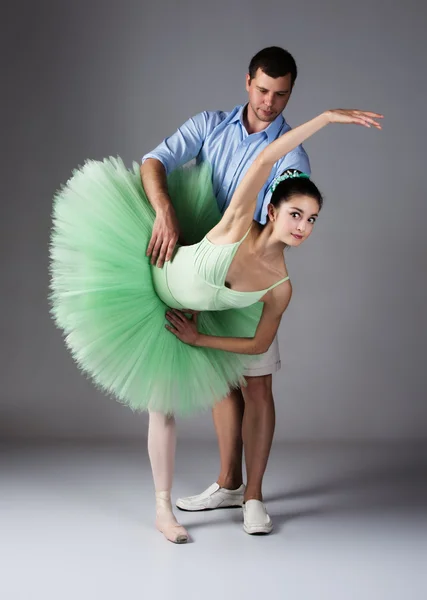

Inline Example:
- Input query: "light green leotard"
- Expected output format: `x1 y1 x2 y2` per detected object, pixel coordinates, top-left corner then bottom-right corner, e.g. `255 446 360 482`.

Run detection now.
152 227 290 311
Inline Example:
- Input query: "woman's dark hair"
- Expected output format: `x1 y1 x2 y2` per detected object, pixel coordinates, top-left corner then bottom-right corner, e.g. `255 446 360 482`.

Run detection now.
249 47 297 86
270 169 323 210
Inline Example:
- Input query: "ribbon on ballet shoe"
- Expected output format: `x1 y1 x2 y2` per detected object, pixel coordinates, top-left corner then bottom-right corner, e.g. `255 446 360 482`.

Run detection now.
155 490 173 511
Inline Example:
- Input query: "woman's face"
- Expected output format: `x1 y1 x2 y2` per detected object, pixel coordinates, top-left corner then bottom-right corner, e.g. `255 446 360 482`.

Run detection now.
269 194 320 246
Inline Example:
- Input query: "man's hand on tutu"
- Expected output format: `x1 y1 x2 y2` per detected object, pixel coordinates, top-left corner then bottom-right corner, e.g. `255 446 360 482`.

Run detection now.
324 109 383 129
147 208 180 268
165 309 200 345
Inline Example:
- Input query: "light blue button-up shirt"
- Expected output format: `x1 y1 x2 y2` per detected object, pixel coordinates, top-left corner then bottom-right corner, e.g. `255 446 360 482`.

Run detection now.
142 104 310 224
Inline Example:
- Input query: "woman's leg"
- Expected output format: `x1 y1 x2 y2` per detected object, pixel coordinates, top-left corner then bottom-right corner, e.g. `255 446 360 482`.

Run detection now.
147 411 188 543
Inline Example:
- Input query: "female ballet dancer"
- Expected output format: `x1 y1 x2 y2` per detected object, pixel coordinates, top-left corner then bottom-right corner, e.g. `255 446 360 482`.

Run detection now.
50 108 382 543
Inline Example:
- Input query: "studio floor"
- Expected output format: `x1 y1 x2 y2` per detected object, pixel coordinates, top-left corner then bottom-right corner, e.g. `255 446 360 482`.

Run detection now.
2 440 426 600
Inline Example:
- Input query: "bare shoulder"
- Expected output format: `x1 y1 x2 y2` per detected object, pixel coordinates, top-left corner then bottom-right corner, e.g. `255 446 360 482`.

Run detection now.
264 278 293 316
206 208 255 245
206 215 234 243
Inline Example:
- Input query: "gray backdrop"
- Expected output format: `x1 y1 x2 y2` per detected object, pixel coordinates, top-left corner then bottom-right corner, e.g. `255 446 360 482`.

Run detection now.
2 0 426 442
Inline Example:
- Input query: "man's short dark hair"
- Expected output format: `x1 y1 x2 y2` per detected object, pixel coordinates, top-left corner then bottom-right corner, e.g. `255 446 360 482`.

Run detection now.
248 47 297 86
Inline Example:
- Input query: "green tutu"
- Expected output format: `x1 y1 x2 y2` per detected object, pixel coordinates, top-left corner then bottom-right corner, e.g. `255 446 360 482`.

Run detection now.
49 158 263 416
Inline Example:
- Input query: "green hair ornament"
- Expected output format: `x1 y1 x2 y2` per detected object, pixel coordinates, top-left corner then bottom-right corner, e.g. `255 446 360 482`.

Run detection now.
269 170 310 194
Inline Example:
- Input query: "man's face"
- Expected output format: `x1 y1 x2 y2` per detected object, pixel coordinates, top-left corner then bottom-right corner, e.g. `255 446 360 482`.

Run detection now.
246 68 293 124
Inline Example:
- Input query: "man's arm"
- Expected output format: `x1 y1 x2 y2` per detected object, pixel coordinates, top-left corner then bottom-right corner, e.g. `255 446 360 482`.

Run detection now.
141 158 172 214
141 158 180 266
141 112 218 267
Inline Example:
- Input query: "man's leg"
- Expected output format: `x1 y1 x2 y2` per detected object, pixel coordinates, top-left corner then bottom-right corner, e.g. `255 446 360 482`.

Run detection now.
241 374 275 502
241 375 275 534
213 387 245 490
239 336 280 534
176 336 281 514
175 389 246 510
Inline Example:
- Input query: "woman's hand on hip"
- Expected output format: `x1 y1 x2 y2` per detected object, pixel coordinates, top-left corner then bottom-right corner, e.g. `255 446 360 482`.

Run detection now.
165 309 200 345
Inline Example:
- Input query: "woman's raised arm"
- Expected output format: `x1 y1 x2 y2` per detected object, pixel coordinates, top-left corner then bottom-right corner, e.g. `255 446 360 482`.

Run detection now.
213 109 382 241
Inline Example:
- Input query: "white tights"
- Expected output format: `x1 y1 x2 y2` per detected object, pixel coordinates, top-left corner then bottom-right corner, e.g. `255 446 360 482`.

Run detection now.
147 411 188 543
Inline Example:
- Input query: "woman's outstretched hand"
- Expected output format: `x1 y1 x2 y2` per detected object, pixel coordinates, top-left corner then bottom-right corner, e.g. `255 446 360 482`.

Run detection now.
325 109 383 129
165 309 200 345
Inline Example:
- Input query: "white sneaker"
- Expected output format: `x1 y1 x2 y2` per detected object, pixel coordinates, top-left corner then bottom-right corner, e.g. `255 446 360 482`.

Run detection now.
176 482 245 511
243 500 273 535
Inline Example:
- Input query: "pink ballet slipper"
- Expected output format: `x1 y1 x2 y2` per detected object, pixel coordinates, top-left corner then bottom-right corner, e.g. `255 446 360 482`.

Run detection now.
155 491 189 544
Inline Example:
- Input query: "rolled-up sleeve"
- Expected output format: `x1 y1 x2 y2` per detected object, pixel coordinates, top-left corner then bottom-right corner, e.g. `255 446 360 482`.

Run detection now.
142 112 211 175
259 146 311 224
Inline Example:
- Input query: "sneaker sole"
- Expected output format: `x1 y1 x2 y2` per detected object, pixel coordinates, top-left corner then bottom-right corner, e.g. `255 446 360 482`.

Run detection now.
243 524 273 535
176 503 243 512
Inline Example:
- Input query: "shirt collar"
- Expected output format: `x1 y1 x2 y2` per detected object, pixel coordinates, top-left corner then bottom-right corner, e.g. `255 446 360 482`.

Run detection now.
231 104 285 142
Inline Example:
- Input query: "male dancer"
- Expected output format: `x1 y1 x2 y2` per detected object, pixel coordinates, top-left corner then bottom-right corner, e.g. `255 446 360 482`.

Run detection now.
141 46 310 534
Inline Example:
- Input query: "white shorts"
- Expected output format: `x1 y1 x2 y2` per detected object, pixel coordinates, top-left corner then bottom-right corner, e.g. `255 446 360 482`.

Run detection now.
243 335 281 377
